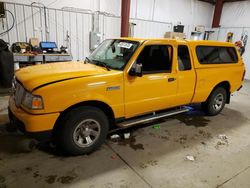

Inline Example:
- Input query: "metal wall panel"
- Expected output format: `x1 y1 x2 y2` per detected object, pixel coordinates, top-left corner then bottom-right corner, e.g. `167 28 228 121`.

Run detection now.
0 2 175 61
103 16 121 39
23 6 34 43
1 2 93 61
130 18 172 38
103 16 172 39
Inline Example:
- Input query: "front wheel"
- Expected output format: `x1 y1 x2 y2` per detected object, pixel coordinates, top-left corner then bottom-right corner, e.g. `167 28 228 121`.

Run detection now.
56 106 109 155
202 87 227 116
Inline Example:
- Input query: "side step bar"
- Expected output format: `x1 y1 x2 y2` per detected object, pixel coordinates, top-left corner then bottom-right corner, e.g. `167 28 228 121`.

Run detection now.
118 107 189 127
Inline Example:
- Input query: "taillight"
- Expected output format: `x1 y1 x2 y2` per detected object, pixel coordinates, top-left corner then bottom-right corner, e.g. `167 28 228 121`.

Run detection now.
242 70 246 81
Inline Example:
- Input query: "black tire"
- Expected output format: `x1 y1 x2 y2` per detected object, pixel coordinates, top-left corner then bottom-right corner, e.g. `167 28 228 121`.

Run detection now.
202 87 227 116
0 51 14 88
56 106 109 155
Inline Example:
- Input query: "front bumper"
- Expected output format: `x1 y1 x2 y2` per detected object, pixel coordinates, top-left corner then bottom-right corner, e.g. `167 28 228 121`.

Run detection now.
8 96 60 141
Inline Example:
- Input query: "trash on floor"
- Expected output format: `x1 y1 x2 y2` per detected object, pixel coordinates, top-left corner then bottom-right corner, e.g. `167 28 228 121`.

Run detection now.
185 155 195 161
110 134 120 140
152 125 161 129
218 134 227 140
124 133 130 139
111 154 118 160
215 134 229 149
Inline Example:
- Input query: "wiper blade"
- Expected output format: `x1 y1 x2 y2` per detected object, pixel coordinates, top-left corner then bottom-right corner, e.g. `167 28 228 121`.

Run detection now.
85 57 92 64
93 60 110 71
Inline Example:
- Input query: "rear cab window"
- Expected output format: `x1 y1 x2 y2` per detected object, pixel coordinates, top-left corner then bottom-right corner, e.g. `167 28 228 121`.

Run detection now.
196 46 238 64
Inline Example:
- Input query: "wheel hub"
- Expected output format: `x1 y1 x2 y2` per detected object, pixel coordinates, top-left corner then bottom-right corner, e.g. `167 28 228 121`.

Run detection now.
73 119 101 148
81 128 91 137
213 93 224 111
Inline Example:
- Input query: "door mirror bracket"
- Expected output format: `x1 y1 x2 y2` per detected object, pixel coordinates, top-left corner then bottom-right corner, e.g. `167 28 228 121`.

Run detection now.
129 63 142 77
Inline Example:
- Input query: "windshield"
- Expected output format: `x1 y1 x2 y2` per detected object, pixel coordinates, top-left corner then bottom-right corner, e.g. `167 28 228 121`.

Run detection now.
88 39 139 70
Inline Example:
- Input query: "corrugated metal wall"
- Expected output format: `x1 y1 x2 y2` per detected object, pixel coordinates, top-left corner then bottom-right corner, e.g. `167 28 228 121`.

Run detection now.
130 18 172 38
0 2 172 61
102 16 172 39
1 2 93 61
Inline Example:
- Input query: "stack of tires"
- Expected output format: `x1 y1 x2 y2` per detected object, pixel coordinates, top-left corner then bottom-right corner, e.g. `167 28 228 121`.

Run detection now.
0 39 14 88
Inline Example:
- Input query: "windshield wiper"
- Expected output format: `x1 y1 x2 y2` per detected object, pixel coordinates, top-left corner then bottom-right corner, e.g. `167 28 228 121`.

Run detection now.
85 57 92 64
93 60 110 71
85 57 111 71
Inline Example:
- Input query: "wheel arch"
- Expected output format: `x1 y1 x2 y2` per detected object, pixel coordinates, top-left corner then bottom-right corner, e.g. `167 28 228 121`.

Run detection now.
53 100 115 134
209 81 231 104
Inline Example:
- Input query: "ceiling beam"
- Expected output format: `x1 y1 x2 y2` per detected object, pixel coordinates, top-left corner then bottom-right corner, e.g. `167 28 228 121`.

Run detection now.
199 0 216 4
198 0 246 4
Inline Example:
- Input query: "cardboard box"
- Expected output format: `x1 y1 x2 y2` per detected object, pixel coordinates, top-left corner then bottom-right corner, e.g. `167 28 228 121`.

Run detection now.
164 32 186 39
29 38 39 47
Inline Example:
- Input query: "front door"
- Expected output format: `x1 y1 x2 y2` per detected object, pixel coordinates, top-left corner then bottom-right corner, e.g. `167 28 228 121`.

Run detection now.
124 43 178 118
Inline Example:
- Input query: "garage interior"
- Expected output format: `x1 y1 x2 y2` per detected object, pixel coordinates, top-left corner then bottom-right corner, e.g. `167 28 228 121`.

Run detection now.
0 0 250 187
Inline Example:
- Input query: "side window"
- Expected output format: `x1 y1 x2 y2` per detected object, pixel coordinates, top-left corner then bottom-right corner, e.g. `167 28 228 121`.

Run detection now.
178 45 192 71
136 45 172 74
196 46 238 64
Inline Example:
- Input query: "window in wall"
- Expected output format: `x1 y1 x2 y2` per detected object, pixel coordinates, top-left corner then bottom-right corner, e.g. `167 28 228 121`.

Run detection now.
136 45 172 74
178 45 192 71
196 46 238 64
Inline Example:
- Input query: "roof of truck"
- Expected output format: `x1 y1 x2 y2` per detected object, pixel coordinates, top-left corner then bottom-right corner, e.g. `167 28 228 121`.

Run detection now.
115 37 235 47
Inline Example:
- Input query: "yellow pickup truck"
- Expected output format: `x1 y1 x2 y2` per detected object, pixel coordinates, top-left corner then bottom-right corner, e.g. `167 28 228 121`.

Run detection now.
8 38 245 155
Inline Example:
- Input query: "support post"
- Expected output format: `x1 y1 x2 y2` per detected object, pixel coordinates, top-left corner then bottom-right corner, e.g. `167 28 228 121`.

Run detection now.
121 0 131 37
212 0 224 28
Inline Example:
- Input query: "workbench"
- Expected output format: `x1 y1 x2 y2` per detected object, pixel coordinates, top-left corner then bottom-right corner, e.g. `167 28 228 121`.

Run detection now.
13 53 73 70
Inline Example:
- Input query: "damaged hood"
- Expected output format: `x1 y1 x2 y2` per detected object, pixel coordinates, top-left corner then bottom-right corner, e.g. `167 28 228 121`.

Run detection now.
15 62 109 91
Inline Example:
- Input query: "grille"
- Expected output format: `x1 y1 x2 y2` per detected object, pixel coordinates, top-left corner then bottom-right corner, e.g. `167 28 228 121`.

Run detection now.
14 82 25 107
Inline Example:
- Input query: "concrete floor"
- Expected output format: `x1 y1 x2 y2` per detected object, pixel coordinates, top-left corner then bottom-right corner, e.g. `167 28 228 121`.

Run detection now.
0 81 250 188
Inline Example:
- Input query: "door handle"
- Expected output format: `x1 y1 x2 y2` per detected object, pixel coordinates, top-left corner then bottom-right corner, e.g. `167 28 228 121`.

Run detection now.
168 78 176 82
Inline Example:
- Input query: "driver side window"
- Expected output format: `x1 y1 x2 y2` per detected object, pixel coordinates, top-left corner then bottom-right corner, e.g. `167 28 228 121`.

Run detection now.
136 45 172 74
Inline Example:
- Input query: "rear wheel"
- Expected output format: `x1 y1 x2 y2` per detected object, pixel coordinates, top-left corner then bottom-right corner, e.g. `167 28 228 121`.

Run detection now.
56 106 109 155
202 87 227 116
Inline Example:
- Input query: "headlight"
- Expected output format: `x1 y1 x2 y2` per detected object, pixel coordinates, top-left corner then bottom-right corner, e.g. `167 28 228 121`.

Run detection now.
21 91 44 110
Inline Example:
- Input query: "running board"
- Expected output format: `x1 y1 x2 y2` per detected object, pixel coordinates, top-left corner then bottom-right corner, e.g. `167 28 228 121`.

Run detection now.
118 107 189 127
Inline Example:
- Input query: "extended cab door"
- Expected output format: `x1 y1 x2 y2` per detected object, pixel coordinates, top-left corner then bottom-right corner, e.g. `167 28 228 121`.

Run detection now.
124 41 178 118
175 44 196 105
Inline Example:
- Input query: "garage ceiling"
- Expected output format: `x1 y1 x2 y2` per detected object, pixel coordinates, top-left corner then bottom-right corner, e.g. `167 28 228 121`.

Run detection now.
199 0 247 4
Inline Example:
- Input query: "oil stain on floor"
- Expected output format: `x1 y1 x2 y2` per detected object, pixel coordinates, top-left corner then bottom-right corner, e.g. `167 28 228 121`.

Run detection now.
45 175 57 184
0 175 6 188
33 171 77 185
176 114 210 127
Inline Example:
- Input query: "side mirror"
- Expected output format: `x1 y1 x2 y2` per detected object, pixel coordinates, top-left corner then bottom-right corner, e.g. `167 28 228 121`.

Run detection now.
129 63 142 77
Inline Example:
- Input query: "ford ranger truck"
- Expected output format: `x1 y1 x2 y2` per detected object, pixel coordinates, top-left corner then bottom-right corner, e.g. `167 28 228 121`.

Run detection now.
8 38 245 155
